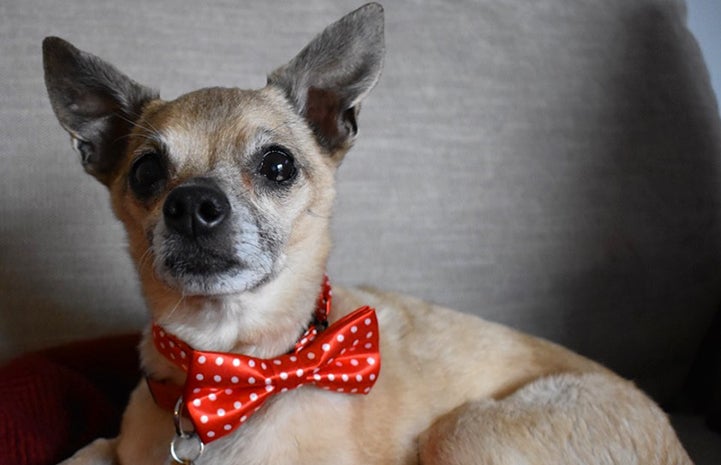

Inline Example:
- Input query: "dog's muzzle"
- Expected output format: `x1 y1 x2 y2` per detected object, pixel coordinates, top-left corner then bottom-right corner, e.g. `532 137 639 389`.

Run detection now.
160 177 239 276
154 177 276 295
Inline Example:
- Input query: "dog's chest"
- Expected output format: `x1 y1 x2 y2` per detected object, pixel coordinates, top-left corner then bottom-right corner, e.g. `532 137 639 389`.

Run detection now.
121 385 364 465
191 389 372 465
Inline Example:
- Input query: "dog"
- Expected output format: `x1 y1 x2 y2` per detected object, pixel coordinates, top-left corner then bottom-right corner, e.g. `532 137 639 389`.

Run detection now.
43 3 692 464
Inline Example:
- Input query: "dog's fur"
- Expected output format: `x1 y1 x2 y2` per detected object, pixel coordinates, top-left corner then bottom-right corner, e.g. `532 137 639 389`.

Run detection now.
43 4 692 464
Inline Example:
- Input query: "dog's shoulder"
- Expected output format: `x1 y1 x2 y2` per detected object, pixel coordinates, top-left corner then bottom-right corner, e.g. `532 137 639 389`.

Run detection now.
331 284 605 385
330 284 460 328
331 283 508 340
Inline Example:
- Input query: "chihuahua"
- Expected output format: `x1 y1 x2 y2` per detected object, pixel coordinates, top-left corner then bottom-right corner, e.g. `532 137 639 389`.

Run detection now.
43 3 691 464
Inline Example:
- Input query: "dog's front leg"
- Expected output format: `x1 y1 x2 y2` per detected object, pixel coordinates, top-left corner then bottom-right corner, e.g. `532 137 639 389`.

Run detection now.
58 437 118 465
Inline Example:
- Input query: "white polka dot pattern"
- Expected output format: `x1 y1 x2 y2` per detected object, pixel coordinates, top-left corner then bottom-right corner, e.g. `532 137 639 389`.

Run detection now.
152 305 381 444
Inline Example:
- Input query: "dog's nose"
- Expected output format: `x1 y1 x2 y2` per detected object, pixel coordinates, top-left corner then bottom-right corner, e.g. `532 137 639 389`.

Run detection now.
163 180 230 238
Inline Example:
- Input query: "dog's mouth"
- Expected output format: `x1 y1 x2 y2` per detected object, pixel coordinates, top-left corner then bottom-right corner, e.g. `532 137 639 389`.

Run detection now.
162 238 241 276
154 235 276 296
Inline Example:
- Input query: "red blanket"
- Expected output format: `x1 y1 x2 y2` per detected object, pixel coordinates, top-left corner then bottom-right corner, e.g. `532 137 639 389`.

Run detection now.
0 335 141 465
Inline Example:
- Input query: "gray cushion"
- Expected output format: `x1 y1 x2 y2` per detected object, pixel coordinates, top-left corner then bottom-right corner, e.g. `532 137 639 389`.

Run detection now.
1 0 720 417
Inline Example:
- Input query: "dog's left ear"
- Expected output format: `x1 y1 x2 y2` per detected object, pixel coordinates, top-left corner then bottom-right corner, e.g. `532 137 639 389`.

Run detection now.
267 3 385 159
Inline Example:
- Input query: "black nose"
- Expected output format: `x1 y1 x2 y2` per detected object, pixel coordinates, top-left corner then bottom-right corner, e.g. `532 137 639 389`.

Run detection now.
163 180 230 238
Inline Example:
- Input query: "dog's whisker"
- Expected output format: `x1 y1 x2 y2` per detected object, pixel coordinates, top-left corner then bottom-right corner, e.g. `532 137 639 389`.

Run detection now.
116 109 162 136
128 112 162 136
305 208 331 219
109 111 165 148
165 293 186 321
137 246 155 273
117 131 156 145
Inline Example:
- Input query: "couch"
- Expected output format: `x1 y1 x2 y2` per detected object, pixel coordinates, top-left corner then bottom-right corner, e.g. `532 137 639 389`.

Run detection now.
1 0 719 462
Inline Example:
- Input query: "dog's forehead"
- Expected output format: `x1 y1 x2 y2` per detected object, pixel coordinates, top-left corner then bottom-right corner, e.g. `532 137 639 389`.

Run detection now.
137 86 305 165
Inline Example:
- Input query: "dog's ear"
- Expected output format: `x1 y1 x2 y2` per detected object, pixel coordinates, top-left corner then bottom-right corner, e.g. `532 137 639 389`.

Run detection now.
267 3 384 158
43 37 158 185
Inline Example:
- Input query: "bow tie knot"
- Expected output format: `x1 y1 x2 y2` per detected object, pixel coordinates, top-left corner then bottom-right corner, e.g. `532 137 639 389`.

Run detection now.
152 305 380 444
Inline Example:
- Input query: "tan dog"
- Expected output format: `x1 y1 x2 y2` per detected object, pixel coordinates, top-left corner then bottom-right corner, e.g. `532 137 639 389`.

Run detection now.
43 4 691 464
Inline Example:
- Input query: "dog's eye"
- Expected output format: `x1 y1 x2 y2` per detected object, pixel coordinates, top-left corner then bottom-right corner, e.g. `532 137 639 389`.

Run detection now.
129 152 166 198
258 149 297 183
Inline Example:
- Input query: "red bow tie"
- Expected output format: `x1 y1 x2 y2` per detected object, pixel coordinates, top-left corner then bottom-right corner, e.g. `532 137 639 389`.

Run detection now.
148 280 381 444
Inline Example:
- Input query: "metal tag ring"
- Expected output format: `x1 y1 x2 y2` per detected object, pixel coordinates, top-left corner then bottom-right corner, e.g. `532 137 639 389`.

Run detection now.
170 433 204 465
170 396 204 464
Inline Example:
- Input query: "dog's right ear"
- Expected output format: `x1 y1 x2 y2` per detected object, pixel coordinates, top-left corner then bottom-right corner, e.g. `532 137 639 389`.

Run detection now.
43 37 158 185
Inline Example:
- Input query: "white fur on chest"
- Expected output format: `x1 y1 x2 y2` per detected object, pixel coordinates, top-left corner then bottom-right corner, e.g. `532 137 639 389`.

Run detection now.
118 381 380 465
207 389 361 465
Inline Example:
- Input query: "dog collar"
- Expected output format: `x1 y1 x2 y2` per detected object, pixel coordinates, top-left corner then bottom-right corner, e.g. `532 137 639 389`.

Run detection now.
147 277 381 444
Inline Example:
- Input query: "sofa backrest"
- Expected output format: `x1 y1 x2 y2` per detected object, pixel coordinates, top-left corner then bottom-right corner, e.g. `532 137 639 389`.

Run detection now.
1 0 719 405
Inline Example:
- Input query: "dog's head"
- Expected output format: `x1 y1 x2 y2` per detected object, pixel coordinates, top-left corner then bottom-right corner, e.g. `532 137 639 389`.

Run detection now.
42 4 384 334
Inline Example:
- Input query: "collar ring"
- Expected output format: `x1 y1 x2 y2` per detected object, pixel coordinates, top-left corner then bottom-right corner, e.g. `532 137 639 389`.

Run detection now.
170 396 204 464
